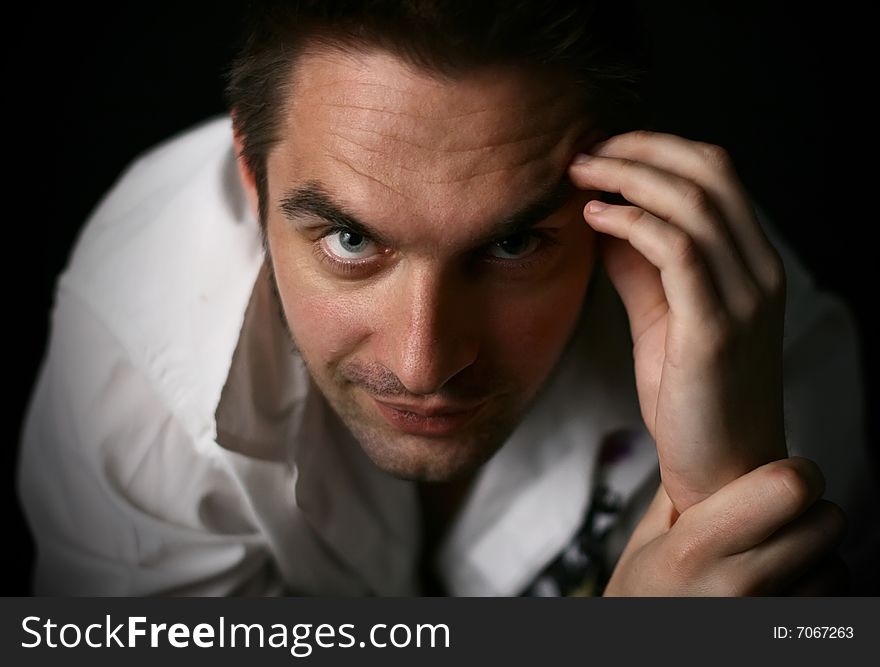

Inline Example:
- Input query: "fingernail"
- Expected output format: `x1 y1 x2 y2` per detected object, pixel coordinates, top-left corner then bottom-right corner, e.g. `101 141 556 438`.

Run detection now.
586 200 608 213
572 153 593 164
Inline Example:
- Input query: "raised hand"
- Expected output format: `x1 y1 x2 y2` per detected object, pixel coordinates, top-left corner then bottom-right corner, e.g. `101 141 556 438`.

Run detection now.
569 131 789 513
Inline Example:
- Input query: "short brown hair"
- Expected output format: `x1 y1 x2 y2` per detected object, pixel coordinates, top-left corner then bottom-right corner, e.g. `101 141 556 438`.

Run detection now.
223 0 651 226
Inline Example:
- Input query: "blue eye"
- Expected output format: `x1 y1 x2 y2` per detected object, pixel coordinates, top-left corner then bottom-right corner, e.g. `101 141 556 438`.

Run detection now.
322 229 379 260
486 233 541 260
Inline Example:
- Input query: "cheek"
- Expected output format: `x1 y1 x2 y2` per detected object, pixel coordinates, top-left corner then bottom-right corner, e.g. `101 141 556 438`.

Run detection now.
269 237 374 364
286 291 369 363
483 225 596 375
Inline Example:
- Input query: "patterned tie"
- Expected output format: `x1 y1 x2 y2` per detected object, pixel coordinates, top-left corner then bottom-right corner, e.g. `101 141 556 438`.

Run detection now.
519 429 638 597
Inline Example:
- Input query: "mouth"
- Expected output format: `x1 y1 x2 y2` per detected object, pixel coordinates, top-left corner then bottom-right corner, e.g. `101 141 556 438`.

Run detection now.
371 397 488 437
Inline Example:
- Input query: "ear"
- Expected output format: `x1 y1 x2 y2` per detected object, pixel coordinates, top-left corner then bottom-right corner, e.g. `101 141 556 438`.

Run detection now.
232 116 262 224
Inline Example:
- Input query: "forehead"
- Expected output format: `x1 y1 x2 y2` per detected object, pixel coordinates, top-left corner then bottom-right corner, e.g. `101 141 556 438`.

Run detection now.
269 47 592 234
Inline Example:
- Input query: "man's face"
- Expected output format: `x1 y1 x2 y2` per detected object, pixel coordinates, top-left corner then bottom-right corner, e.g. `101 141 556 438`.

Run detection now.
262 48 600 482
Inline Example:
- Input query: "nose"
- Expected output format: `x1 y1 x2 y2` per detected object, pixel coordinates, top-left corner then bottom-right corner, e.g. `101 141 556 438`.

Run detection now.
380 267 479 396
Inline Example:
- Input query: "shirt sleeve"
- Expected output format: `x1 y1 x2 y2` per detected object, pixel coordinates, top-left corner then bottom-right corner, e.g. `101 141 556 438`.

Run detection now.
17 281 285 596
758 204 880 594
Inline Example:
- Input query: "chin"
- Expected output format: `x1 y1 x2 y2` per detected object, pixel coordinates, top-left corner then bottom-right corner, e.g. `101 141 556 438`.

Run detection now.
340 412 518 483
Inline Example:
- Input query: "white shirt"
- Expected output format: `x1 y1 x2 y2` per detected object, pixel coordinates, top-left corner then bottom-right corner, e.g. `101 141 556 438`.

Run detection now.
17 115 879 596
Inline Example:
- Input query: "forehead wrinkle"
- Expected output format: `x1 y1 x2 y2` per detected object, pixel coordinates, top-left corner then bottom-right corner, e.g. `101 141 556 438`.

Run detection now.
325 118 584 189
419 152 557 186
296 66 571 123
300 49 559 103
321 107 584 187
315 100 495 121
311 85 572 126
312 97 582 170
327 131 560 187
334 121 562 155
325 125 562 174
322 152 411 201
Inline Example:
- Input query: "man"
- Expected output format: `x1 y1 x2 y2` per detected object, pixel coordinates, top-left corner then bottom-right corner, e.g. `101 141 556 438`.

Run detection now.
18 1 877 595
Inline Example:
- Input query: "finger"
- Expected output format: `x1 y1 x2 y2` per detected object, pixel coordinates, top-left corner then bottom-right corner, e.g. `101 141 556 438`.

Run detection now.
579 200 725 333
618 482 679 559
603 482 679 597
571 154 760 319
590 131 784 292
676 456 826 559
727 499 848 595
595 233 666 346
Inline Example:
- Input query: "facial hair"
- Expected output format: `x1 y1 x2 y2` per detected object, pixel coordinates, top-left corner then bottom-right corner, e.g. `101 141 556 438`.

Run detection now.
261 246 596 481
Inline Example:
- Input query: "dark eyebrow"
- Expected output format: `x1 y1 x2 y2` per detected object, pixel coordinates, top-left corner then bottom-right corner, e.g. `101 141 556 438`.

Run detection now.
280 182 393 246
279 177 576 247
483 176 576 243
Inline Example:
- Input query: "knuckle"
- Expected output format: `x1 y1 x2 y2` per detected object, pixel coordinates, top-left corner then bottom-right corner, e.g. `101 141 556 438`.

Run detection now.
772 468 810 507
791 456 826 497
764 249 788 300
735 285 763 323
628 129 655 144
763 457 824 511
622 205 645 225
699 142 735 173
735 284 769 326
681 184 714 214
668 230 701 267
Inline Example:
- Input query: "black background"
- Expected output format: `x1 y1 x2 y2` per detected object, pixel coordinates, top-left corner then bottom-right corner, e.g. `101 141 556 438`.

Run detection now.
3 4 875 595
